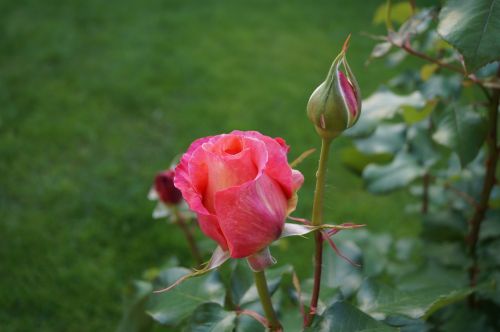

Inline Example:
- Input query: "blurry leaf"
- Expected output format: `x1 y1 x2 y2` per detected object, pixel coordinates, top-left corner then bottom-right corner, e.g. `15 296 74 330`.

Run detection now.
229 261 253 305
420 64 439 81
396 262 467 291
384 315 432 332
421 211 467 242
186 303 236 332
309 301 396 332
389 8 434 46
489 186 500 208
373 2 413 25
483 238 500 266
432 105 487 166
341 146 392 174
147 268 224 326
438 0 500 72
425 242 468 268
407 125 440 167
355 124 406 155
362 234 393 277
480 211 500 241
357 278 483 320
322 240 363 297
238 265 292 305
235 301 266 332
420 75 462 100
370 42 393 59
117 281 154 332
363 152 425 193
386 49 408 67
402 101 435 124
348 90 426 136
439 303 495 332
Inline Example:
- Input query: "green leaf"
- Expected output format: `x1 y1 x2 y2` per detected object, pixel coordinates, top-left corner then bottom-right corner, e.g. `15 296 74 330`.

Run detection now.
340 146 392 175
357 278 479 320
421 211 467 242
389 8 434 46
355 124 406 155
480 211 500 241
369 42 392 60
238 265 292 306
322 241 363 297
432 105 487 166
402 101 435 124
146 268 225 326
407 125 440 167
363 151 425 193
186 303 236 332
439 303 494 332
373 2 414 25
309 301 396 332
438 0 500 72
117 281 154 332
348 90 426 136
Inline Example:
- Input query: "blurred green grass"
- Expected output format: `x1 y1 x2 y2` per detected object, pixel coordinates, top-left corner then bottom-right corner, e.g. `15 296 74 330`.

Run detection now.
0 0 420 330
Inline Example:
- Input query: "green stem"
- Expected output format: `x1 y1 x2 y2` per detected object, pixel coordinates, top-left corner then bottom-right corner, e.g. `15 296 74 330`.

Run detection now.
312 138 332 226
254 270 282 331
305 138 332 327
172 206 203 266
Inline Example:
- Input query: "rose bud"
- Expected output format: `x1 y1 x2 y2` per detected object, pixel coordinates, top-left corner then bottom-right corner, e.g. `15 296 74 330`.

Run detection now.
174 131 304 263
307 36 361 139
154 170 183 205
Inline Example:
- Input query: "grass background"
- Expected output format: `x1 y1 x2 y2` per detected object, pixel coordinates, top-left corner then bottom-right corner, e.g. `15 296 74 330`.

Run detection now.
0 0 422 330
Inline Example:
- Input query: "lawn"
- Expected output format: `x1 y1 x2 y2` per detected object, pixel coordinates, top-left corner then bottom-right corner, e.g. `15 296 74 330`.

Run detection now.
0 0 419 330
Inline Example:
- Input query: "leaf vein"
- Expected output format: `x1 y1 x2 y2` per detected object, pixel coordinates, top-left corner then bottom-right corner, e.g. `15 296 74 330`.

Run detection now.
471 0 498 67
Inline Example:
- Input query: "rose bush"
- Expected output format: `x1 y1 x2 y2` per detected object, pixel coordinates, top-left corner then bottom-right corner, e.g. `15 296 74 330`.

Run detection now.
174 130 304 258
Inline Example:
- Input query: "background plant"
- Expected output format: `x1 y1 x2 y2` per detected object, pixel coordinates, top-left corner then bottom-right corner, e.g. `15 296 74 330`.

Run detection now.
119 1 500 331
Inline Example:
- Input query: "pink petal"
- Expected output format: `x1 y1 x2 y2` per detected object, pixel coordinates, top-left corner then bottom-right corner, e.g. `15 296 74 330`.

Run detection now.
197 214 228 250
189 135 267 213
338 70 358 117
174 138 228 249
291 169 304 192
231 130 297 198
214 173 288 258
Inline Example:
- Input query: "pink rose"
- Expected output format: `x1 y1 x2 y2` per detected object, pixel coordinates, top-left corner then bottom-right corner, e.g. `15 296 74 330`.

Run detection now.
174 130 304 258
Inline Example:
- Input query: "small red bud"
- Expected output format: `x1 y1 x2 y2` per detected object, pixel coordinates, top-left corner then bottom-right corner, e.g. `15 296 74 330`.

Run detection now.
154 170 183 205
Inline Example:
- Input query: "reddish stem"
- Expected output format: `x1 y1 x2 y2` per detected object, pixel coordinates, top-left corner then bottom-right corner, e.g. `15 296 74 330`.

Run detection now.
467 65 500 305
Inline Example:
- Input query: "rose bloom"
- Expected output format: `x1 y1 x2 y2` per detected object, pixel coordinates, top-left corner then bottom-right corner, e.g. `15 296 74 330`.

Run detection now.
174 131 303 258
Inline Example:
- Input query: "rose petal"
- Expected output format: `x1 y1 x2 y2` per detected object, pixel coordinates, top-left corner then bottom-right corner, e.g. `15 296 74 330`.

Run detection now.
197 214 228 250
175 138 228 249
338 70 358 118
214 173 287 258
231 130 298 198
188 135 267 213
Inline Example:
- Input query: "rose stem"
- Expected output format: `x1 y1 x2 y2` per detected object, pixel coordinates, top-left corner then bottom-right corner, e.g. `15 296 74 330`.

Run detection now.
253 270 282 331
305 137 332 327
467 65 500 306
172 206 203 266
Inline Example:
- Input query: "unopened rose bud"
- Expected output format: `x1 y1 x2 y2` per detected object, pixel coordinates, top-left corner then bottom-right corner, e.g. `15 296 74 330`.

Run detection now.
307 36 361 139
154 170 183 205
